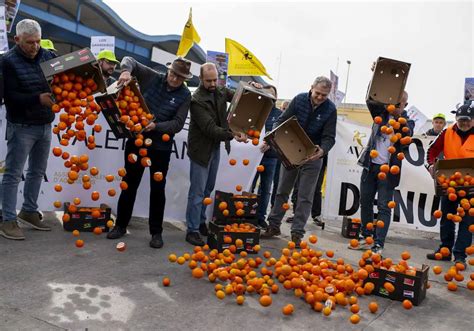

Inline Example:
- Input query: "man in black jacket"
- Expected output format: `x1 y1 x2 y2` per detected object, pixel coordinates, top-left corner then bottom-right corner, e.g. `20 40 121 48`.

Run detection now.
0 19 56 241
185 63 249 246
106 57 191 248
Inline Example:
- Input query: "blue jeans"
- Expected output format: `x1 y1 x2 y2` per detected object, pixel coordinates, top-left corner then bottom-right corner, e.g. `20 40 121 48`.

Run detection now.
255 157 278 223
360 163 395 248
185 148 220 233
438 196 473 260
2 122 52 221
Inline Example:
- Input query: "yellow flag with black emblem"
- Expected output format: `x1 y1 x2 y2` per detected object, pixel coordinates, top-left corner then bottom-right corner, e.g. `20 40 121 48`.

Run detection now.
225 38 272 79
176 8 201 57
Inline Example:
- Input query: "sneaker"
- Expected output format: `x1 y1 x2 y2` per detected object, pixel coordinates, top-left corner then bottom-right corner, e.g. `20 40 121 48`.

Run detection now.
347 237 371 250
291 233 302 249
453 258 467 269
260 226 281 239
199 223 209 237
186 232 205 246
106 226 127 239
149 233 163 248
0 220 25 240
426 249 452 261
258 220 268 230
371 244 383 256
286 216 294 223
17 210 51 231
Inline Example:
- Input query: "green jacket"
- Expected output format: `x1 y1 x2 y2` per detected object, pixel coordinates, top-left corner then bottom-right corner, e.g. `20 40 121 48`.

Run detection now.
187 85 234 167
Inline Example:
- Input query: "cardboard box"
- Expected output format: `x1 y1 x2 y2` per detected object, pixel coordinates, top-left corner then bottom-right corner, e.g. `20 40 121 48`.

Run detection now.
95 79 151 139
207 221 260 254
227 82 276 135
364 265 429 306
434 158 474 196
264 116 318 170
366 57 411 105
211 190 259 224
341 216 361 238
63 203 111 232
40 48 106 94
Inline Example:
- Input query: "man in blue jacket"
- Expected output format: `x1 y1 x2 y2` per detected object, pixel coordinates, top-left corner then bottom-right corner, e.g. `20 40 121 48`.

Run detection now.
107 57 191 248
261 76 337 247
0 19 56 241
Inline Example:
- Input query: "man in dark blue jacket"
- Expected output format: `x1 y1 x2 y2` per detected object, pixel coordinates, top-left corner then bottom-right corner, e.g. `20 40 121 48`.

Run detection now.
0 19 56 241
106 57 191 249
261 76 337 247
350 76 414 255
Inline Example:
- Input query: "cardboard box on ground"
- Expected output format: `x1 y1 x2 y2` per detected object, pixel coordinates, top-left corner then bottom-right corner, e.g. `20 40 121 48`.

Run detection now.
367 57 411 105
95 79 152 139
434 158 474 196
264 116 318 170
63 203 111 232
227 82 276 135
40 48 107 96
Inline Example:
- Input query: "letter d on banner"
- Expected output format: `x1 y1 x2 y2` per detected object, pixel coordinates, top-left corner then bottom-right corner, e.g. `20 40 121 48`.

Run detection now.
338 182 359 216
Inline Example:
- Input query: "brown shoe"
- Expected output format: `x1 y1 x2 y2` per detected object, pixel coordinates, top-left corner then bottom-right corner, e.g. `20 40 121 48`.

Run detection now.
0 220 25 240
260 226 281 239
18 211 51 231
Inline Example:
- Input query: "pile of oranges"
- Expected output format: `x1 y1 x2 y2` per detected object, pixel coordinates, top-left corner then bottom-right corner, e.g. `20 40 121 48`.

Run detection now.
223 223 257 233
116 84 154 134
430 246 474 291
166 234 450 324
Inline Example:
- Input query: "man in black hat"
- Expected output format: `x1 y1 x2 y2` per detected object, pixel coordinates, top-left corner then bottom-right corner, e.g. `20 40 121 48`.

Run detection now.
425 103 474 267
106 56 192 249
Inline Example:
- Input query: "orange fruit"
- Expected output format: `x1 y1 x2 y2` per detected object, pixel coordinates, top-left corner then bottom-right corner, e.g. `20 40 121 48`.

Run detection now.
118 168 127 177
374 116 382 124
350 304 360 314
401 251 411 260
192 267 205 279
153 172 163 182
390 165 400 175
350 239 359 248
236 295 245 305
52 147 62 157
216 290 225 299
259 295 272 307
68 204 77 213
162 134 170 142
106 220 114 228
235 185 242 192
402 299 413 310
282 203 290 210
91 209 101 218
433 266 442 274
242 159 250 166
218 201 228 211
440 247 451 257
72 229 80 237
105 174 114 182
120 181 128 190
322 306 332 316
90 167 99 176
93 227 103 235
54 184 63 192
229 159 237 166
380 164 389 173
282 304 294 315
397 152 405 160
168 254 177 262
75 239 84 248
369 150 379 158
387 146 396 154
387 201 396 208
162 277 170 287
349 314 360 324
309 235 317 244
203 197 212 205
433 210 442 218
377 172 387 180
376 220 385 229
91 191 100 201
53 200 62 208
140 157 151 167
252 138 259 146
257 165 265 172
383 282 395 293
326 250 334 258
116 242 126 252
368 301 378 313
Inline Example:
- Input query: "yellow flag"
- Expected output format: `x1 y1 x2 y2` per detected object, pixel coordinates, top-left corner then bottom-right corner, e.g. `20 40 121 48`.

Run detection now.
225 38 272 79
176 8 201 57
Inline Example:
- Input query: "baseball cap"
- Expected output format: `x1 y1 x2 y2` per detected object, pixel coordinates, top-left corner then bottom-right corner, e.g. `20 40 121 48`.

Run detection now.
432 113 446 121
97 50 120 64
40 39 57 51
453 104 474 120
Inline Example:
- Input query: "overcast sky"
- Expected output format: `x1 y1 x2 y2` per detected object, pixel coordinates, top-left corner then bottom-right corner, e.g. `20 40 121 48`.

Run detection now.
104 0 473 118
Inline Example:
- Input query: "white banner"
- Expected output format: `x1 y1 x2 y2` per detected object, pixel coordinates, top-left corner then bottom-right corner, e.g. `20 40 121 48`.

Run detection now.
0 111 263 223
324 118 441 232
406 105 428 134
90 36 115 57
0 5 9 53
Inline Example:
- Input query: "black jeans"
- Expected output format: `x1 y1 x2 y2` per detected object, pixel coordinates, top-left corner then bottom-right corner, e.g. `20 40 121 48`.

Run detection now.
116 139 171 235
290 155 328 218
439 195 473 260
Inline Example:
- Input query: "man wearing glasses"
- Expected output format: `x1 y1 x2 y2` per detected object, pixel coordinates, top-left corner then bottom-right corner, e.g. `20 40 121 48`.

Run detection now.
106 57 192 249
97 49 120 86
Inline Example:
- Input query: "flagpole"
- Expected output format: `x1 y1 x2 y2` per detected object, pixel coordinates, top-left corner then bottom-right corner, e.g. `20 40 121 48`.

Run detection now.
343 60 351 103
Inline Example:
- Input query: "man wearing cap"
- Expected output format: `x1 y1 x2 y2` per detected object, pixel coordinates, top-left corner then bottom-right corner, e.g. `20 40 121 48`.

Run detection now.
40 39 57 55
184 63 251 246
106 56 192 249
97 50 120 86
0 19 56 240
425 103 474 267
424 113 446 137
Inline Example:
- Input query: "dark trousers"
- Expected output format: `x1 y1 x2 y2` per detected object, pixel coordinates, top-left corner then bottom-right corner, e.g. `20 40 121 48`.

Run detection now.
290 155 328 218
270 160 281 207
360 163 395 248
439 196 473 260
116 139 171 235
251 157 278 223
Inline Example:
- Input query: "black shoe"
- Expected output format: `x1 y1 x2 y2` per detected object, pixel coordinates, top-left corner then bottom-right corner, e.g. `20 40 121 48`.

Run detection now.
258 220 268 230
260 226 281 239
291 234 302 249
199 223 209 237
106 226 126 239
150 233 163 248
286 216 294 223
186 232 205 246
426 249 452 261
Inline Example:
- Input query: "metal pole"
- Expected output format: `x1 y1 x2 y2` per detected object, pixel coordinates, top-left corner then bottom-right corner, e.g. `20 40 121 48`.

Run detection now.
343 60 351 103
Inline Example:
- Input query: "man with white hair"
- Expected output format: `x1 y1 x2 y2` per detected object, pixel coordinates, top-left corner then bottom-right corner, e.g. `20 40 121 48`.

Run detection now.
0 19 56 240
260 76 338 247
